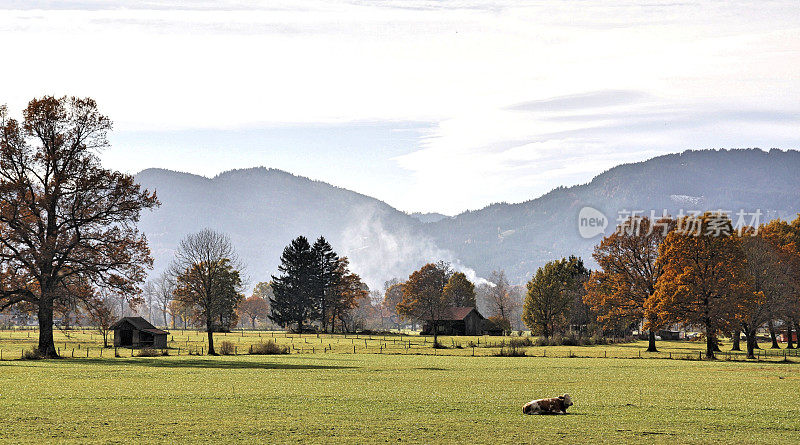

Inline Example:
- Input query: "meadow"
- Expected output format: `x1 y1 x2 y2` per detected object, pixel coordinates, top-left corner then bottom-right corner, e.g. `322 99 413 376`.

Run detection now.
1 330 799 443
0 328 797 361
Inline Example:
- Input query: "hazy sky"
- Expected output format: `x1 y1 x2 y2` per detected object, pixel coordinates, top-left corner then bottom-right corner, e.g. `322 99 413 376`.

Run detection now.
1 1 798 214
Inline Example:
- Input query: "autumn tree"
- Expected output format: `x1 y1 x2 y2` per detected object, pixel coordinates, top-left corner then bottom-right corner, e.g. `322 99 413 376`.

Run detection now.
584 217 673 351
238 295 270 329
269 236 320 332
171 230 244 355
237 281 272 329
329 257 368 332
382 281 405 329
645 213 757 359
252 281 274 301
737 231 789 358
0 97 158 357
762 217 800 349
397 262 451 345
443 272 476 307
523 257 588 338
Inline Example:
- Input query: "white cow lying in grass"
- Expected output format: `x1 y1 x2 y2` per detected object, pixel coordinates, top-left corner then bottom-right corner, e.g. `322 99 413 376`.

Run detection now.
523 394 573 415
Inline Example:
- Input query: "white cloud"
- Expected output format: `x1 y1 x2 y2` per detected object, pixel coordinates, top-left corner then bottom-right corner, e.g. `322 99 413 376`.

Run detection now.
1 1 798 213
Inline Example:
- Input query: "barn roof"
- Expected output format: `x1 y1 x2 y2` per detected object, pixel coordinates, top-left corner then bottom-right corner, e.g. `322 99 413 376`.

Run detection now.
436 307 484 321
111 316 169 335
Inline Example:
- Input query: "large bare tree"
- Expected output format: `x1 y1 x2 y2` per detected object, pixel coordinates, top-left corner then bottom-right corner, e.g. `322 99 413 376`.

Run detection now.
0 97 158 357
170 229 244 355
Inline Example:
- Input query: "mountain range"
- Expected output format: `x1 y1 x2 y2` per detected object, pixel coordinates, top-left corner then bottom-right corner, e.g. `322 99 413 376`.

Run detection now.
135 148 800 289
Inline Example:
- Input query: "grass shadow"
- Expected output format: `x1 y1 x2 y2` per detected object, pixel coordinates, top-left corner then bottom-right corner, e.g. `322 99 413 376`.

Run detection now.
63 357 358 370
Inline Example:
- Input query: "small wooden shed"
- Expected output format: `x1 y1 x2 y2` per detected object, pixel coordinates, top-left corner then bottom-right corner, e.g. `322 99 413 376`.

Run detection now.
421 307 486 336
112 317 169 349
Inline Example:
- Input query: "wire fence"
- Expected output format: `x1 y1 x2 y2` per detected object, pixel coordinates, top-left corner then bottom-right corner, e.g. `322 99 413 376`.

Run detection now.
1 328 798 362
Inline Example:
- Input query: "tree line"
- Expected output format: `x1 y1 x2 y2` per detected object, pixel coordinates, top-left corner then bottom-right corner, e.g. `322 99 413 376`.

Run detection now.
1 96 798 360
527 213 800 359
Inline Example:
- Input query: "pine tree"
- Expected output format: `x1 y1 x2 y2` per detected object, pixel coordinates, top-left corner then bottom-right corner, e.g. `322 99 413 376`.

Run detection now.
312 237 340 332
269 236 320 332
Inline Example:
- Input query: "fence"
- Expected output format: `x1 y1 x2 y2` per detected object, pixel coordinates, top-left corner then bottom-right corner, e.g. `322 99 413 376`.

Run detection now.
1 328 799 362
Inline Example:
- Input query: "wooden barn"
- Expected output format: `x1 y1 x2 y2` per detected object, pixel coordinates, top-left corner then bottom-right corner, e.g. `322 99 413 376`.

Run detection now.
421 307 486 336
112 317 169 349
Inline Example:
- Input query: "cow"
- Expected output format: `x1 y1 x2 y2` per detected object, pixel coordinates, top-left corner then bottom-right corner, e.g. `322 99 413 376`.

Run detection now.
522 394 573 415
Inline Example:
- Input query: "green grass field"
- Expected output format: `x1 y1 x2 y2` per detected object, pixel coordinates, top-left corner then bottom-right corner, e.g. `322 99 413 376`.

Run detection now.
1 328 797 360
1 352 799 443
1 330 800 443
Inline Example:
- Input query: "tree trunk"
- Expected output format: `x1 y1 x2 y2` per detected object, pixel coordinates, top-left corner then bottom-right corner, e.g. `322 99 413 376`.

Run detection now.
37 296 58 358
705 330 716 359
433 320 438 346
768 319 780 348
788 320 796 349
646 330 658 352
206 318 216 355
743 326 757 359
731 330 741 351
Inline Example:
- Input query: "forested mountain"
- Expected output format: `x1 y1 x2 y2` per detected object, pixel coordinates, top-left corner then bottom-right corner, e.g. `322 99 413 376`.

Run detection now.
425 149 800 283
136 149 800 288
135 167 427 290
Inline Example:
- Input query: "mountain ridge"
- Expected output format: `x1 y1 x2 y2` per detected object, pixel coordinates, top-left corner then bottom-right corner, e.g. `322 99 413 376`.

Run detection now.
134 148 800 288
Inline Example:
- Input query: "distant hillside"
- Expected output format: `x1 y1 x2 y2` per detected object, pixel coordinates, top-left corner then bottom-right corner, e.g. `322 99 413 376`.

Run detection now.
136 149 800 288
409 212 450 223
135 167 433 289
424 148 800 282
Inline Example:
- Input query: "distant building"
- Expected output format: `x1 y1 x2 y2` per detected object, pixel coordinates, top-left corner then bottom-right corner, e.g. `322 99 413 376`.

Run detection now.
421 307 488 336
112 317 169 349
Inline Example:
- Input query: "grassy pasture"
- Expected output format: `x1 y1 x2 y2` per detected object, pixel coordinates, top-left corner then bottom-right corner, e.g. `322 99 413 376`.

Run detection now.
1 329 799 443
1 352 799 443
1 328 797 361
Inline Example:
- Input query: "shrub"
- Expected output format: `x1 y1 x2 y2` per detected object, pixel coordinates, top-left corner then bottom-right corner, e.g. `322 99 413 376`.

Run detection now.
508 337 533 348
561 333 580 346
218 341 235 355
136 348 161 357
250 340 290 355
495 344 526 357
21 349 43 360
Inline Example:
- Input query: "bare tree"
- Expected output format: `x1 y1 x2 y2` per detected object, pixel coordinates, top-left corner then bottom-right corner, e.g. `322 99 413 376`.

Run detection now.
84 289 118 348
481 270 519 334
170 229 244 355
152 272 175 328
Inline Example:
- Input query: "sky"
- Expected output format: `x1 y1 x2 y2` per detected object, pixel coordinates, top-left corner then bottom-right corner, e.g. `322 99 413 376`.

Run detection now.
1 0 798 214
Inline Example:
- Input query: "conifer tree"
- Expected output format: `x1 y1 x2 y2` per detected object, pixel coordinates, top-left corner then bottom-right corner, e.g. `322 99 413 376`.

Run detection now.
312 236 340 332
269 236 320 332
